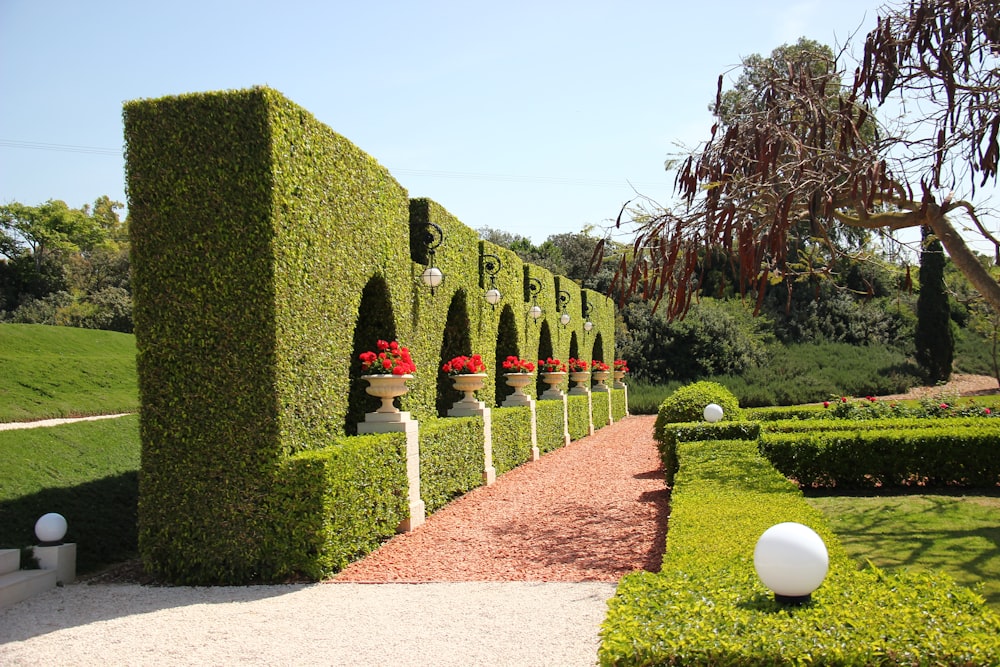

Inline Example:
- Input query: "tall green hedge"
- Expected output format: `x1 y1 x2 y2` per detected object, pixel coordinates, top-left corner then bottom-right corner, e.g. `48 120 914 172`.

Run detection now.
492 406 534 475
124 86 618 583
419 416 485 514
536 399 567 454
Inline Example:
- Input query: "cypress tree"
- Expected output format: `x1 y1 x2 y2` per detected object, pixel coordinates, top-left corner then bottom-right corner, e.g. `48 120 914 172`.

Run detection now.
915 226 954 382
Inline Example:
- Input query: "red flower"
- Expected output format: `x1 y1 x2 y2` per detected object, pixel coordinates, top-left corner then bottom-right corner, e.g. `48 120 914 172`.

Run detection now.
360 340 415 375
442 354 486 376
823 401 830 408
986 408 992 415
841 397 848 403
502 356 535 373
614 359 629 372
591 360 610 372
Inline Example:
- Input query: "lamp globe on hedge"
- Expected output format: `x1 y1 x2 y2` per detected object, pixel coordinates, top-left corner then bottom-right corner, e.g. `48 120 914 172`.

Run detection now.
35 512 68 545
754 522 829 604
703 403 724 422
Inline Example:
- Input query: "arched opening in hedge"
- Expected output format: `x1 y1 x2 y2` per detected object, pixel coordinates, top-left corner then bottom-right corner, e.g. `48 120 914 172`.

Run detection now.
536 320 554 397
592 333 606 363
345 275 398 435
436 289 473 416
494 304 520 406
568 332 580 361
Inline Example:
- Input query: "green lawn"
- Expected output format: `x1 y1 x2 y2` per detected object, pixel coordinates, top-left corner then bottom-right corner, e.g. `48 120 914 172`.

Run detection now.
807 492 1000 610
0 323 138 422
0 415 140 573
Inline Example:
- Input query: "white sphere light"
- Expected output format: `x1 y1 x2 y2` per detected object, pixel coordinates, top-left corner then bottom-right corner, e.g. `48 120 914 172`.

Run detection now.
528 305 543 320
559 312 571 326
754 522 829 604
584 320 594 332
35 512 68 544
703 403 724 422
420 266 444 289
485 288 501 306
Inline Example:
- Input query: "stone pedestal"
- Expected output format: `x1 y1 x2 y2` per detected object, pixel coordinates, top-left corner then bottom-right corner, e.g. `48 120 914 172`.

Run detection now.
33 543 76 584
358 417 425 531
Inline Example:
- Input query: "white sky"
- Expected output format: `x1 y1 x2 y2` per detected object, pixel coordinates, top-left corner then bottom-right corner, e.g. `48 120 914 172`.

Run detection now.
0 0 938 246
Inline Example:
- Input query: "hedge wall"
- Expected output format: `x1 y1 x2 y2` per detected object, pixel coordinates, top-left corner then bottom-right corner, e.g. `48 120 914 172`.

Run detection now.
124 86 619 583
591 391 611 429
419 416 486 514
610 388 627 422
567 394 591 441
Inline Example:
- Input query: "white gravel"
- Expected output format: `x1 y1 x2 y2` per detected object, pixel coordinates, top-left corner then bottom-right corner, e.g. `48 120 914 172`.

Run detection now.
0 580 615 666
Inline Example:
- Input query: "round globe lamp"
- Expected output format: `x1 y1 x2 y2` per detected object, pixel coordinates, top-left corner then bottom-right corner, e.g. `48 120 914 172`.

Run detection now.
754 522 829 604
703 403 724 422
35 512 68 545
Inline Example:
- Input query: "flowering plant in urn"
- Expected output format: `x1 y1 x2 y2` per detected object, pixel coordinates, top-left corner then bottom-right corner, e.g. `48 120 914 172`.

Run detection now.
614 359 629 373
359 340 416 375
442 354 486 375
591 360 610 372
502 355 535 373
567 357 590 373
537 357 567 373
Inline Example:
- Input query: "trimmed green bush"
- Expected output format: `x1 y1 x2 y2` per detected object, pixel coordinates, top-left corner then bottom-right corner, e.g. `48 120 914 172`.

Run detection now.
760 422 1000 489
268 433 407 579
611 388 627 421
658 380 742 424
592 391 611 429
567 394 591 440
419 416 485 514
536 399 566 454
492 406 534 475
600 436 1000 666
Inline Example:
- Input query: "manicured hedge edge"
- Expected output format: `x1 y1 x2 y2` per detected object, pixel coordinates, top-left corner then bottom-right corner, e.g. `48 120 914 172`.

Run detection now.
600 436 1000 666
611 388 627 422
653 416 759 486
567 394 591 441
268 433 407 580
592 392 611 429
492 406 534 476
536 399 567 454
760 424 1000 489
419 416 485 514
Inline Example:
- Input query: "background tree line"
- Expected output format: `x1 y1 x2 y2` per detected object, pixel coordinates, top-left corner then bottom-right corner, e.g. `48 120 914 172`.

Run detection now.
0 196 132 332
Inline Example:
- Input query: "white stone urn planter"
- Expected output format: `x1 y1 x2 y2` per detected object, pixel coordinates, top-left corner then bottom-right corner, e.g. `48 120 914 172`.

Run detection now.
539 371 567 400
613 370 627 389
568 370 592 395
592 369 611 392
502 372 534 407
450 372 487 409
362 374 412 413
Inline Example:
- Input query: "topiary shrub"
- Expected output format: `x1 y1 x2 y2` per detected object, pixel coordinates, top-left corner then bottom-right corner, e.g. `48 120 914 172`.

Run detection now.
657 380 742 424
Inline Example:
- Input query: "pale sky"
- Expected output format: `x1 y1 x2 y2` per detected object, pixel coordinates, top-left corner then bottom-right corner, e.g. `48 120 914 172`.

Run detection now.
1 0 894 243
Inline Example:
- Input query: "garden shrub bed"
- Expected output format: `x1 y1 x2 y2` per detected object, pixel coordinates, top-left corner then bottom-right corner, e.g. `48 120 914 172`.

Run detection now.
611 388 627 421
536 399 566 454
760 423 1000 489
592 391 611 430
600 435 1000 666
567 394 591 441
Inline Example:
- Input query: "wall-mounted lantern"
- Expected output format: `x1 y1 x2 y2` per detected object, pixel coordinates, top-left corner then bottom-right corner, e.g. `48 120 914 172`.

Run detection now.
583 303 594 334
412 221 445 294
482 253 502 308
557 290 571 327
527 277 543 323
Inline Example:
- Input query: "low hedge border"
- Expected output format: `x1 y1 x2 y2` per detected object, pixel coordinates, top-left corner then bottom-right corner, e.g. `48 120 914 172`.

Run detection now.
268 432 408 580
600 435 1000 666
536 399 566 454
760 423 1000 489
419 416 485 514
567 394 591 441
592 392 611 430
492 406 534 476
611 388 627 421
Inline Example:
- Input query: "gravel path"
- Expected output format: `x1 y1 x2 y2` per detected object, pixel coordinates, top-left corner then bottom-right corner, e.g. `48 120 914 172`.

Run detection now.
0 415 664 666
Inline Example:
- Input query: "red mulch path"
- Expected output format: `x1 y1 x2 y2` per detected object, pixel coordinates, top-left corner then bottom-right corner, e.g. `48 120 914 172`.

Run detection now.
332 414 668 583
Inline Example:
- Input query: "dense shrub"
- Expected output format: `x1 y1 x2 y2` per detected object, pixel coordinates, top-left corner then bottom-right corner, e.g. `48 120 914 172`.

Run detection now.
567 394 590 440
536 399 566 454
592 390 611 428
657 380 742 424
601 435 1000 665
419 416 485 514
491 406 534 475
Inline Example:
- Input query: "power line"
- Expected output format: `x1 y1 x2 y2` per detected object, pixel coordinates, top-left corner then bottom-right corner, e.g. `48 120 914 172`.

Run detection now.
0 139 121 156
0 137 666 190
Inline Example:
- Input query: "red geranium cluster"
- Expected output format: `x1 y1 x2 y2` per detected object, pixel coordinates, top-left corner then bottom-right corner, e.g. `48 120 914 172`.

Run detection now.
537 357 567 373
359 340 416 375
614 359 629 372
442 354 486 375
502 355 535 373
568 357 590 372
591 360 610 372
